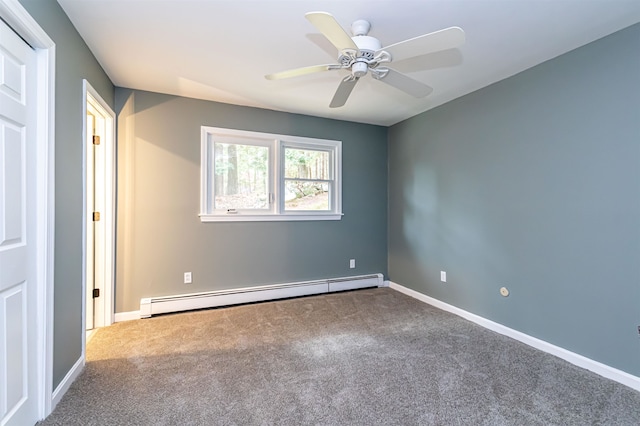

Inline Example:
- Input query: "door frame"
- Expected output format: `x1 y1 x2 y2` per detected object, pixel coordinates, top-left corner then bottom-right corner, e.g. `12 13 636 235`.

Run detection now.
82 80 116 338
0 0 56 419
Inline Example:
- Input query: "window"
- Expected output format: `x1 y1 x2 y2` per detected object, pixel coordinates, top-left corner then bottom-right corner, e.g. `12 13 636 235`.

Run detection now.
200 127 342 221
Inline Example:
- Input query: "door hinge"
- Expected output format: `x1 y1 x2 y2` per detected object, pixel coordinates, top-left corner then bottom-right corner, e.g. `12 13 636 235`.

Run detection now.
93 212 101 221
92 135 100 145
92 288 100 298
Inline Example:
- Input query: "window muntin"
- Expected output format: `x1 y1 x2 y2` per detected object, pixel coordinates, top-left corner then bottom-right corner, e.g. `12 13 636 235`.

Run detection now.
201 127 341 222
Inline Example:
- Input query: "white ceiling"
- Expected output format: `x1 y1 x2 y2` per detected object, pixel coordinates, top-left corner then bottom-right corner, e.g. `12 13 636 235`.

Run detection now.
58 0 640 126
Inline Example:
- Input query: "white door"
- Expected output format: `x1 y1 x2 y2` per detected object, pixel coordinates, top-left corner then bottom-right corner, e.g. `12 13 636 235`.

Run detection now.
85 106 107 331
84 84 114 334
0 18 39 426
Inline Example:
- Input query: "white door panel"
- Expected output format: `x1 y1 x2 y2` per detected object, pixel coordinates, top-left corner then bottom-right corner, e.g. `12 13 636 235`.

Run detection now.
0 17 38 426
0 124 24 248
2 283 27 414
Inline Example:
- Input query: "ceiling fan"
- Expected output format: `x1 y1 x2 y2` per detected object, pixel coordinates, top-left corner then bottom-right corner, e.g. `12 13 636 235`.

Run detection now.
265 12 465 108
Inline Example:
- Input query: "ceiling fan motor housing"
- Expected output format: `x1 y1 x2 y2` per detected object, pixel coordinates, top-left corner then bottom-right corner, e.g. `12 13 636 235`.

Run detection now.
352 35 381 55
341 33 382 78
338 31 383 77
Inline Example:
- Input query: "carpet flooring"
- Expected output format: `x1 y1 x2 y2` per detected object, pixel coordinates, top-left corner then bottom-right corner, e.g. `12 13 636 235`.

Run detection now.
40 287 640 425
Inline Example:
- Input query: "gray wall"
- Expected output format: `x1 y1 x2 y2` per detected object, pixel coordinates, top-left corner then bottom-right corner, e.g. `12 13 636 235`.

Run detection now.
18 0 115 389
388 24 640 376
115 89 388 312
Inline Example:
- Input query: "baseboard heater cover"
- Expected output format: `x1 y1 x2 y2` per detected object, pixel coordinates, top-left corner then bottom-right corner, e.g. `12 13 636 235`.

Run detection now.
139 273 383 318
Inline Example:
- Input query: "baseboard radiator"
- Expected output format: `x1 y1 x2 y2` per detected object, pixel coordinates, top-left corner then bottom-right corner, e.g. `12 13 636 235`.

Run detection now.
139 273 384 318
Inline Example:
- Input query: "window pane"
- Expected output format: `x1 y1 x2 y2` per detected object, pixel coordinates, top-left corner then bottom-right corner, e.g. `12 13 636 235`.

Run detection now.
214 142 269 210
284 181 329 211
284 148 329 180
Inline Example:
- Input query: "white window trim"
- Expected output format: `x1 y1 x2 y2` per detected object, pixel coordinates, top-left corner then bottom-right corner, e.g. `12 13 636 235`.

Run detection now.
200 126 342 222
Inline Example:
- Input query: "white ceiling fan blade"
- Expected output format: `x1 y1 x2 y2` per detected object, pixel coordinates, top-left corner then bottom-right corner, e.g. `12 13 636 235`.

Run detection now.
306 11 358 52
378 27 465 63
376 68 433 98
330 76 359 108
265 64 336 80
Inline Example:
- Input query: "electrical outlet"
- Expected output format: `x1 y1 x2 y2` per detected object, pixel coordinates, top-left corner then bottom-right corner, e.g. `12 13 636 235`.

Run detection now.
184 272 192 284
440 271 446 282
349 259 356 269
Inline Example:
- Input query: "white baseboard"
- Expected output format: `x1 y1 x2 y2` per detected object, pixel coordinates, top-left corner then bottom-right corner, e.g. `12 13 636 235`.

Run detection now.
114 310 141 322
389 281 640 393
51 355 84 410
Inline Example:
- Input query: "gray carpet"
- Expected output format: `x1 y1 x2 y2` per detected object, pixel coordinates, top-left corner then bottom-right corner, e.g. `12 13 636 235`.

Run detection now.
40 287 640 425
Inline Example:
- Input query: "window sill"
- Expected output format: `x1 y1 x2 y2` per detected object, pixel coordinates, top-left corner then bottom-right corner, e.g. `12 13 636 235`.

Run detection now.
199 213 343 222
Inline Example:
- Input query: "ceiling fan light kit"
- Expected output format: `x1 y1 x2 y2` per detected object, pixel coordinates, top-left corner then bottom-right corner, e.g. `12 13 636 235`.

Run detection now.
265 11 465 108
